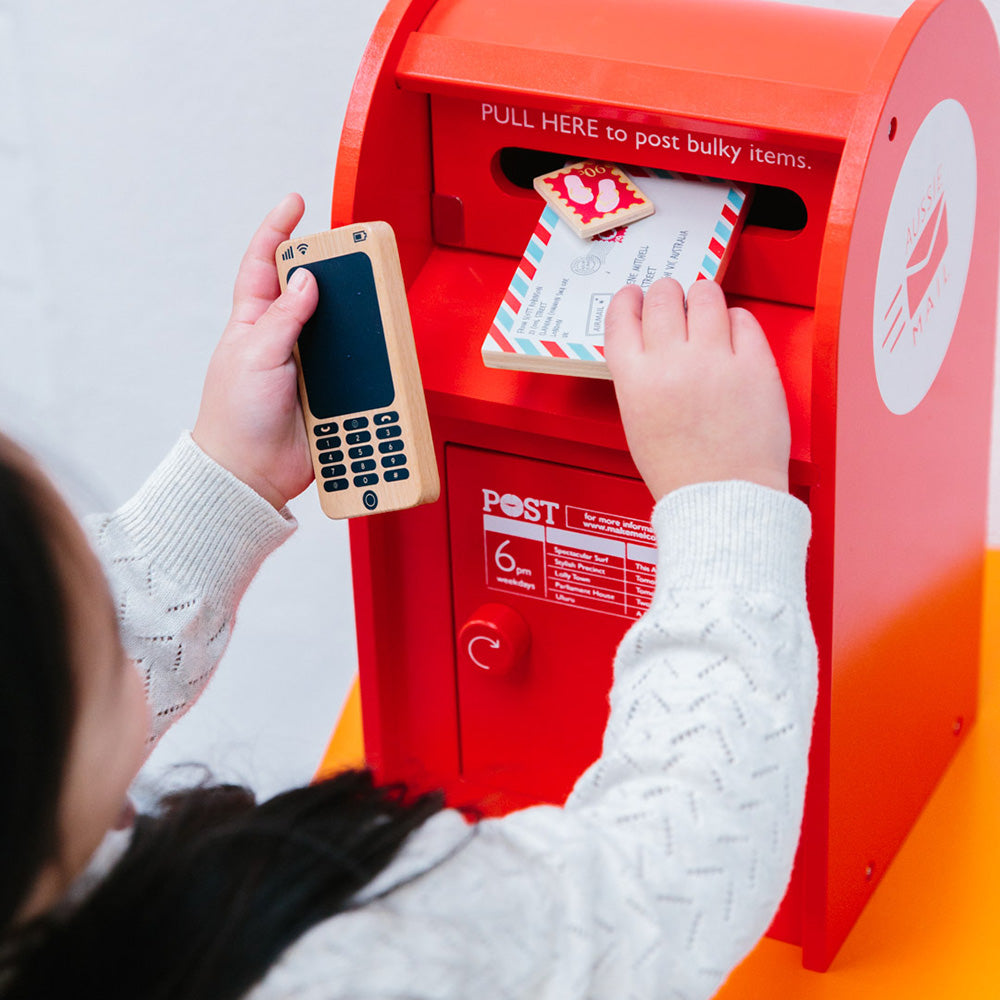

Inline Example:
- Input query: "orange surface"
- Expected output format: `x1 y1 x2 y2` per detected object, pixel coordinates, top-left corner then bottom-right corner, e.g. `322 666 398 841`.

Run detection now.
317 550 1000 994
316 674 366 776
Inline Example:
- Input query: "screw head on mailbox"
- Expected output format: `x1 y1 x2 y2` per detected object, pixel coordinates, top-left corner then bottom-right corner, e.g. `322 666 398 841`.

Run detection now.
458 603 531 677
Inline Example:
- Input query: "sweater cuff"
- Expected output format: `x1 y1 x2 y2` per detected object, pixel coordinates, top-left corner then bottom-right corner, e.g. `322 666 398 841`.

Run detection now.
107 433 297 609
651 481 811 600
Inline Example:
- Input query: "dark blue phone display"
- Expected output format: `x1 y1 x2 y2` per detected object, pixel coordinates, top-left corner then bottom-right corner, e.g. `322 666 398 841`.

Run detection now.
291 252 395 417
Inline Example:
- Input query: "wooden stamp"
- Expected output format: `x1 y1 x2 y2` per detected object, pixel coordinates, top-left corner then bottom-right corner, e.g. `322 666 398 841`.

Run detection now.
276 222 439 519
533 161 655 238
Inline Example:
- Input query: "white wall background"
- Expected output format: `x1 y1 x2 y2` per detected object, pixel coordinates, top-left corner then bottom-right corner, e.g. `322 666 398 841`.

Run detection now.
1 0 998 800
0 0 384 801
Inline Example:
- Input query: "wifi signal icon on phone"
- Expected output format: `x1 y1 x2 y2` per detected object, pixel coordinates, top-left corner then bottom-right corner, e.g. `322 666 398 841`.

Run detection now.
281 243 309 262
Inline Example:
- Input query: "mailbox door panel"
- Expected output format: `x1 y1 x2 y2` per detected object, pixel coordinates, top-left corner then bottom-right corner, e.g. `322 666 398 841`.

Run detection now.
446 445 655 807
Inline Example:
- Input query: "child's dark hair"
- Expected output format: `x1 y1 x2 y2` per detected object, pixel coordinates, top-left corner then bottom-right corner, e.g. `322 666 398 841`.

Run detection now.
0 436 77 928
0 435 443 998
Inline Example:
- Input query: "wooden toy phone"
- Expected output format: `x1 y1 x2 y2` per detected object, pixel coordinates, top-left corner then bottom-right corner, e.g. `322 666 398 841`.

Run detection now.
276 222 439 518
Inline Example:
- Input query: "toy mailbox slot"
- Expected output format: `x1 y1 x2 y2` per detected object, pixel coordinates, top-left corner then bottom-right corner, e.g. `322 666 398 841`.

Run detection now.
333 0 1000 971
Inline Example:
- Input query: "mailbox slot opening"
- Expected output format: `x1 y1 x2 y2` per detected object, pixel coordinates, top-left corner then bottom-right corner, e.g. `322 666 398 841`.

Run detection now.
428 92 839 307
496 146 809 234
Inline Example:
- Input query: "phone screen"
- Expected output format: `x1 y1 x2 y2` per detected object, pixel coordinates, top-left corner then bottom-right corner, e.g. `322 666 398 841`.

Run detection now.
291 252 395 417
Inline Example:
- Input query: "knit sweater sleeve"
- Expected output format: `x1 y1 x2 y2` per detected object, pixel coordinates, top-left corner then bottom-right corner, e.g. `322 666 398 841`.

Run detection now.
254 480 817 1000
86 434 296 749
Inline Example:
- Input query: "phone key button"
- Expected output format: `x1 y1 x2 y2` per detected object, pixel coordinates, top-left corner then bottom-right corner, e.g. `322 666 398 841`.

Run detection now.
323 478 350 493
321 464 347 479
376 425 402 440
346 431 372 445
374 411 399 425
314 423 339 436
318 450 345 465
384 468 410 483
316 436 342 451
351 459 377 474
378 439 404 454
354 473 380 488
381 454 407 469
348 444 374 459
344 417 370 431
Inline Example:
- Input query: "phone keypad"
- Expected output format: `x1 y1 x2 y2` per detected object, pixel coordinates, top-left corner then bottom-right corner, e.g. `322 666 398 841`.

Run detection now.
314 410 411 498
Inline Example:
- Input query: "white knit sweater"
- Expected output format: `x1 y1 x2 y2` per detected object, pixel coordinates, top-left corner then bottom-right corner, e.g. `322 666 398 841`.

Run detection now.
88 434 817 1000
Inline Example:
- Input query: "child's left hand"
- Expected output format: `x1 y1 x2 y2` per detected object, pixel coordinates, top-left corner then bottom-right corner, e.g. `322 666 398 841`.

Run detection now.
193 194 320 510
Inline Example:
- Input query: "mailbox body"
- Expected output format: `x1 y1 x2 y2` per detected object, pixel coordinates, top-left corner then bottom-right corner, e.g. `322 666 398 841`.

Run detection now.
333 0 1000 970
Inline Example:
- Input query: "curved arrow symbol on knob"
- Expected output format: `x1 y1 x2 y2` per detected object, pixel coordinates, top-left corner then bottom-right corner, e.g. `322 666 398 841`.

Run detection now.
467 634 500 670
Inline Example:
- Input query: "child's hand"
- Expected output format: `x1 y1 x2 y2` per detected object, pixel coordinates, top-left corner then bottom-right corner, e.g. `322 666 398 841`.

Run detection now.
604 277 790 502
193 194 320 510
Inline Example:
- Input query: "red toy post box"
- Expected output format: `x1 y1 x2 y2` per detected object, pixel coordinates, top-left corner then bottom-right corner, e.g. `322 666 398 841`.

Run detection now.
331 0 1000 971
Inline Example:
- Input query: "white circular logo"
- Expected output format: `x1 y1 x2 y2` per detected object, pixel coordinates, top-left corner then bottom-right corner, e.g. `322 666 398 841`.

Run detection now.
873 99 977 415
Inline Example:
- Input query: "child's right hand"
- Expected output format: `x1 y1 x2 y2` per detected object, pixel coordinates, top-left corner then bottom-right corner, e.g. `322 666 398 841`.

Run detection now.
192 194 319 511
604 277 790 502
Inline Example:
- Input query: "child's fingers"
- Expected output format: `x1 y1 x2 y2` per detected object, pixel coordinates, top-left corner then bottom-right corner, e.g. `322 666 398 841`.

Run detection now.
639 277 687 352
231 194 307 326
685 279 733 352
603 284 645 377
728 306 773 362
244 266 319 370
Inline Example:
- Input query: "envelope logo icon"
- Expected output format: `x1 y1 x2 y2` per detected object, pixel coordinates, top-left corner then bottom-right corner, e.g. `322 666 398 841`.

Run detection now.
873 99 976 416
881 193 951 354
905 194 949 314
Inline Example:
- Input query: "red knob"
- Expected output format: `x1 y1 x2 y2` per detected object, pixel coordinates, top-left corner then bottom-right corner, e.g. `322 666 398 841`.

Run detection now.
458 603 531 677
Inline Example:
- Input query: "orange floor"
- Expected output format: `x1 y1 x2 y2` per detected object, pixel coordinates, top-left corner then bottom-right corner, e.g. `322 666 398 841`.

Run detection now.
318 551 1000 997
